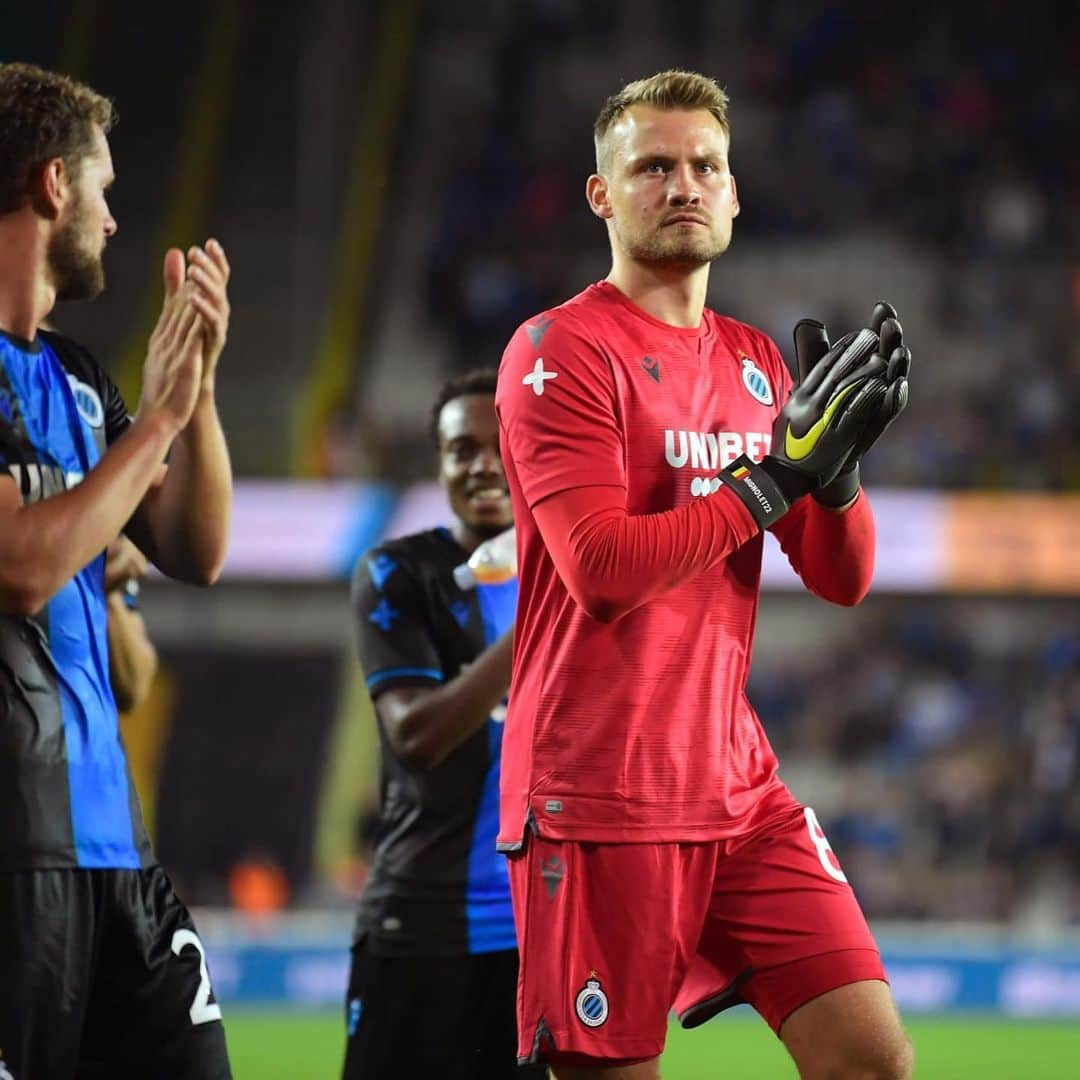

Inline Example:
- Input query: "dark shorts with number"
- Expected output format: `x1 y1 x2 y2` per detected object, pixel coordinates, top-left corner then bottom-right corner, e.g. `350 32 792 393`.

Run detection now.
342 938 547 1080
0 865 231 1079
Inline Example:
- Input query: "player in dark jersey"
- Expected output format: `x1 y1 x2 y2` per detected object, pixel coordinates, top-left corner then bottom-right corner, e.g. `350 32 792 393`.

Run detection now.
497 71 914 1078
0 64 233 1077
343 369 546 1080
106 536 159 712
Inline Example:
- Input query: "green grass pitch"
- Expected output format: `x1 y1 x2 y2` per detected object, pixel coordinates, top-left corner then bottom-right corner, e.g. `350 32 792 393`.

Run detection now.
223 1008 1080 1078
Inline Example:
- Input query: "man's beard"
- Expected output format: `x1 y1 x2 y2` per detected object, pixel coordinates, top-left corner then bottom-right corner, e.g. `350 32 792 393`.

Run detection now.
48 205 105 302
615 220 729 268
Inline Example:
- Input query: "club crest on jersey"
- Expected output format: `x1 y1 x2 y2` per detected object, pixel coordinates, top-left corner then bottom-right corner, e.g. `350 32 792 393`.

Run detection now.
575 975 609 1028
740 356 773 406
67 375 104 428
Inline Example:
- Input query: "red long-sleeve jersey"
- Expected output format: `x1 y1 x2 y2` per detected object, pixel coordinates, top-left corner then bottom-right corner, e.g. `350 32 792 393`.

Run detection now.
496 282 874 847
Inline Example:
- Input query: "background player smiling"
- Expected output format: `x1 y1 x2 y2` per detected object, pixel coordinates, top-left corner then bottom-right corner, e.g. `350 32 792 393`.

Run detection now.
344 368 545 1079
497 69 912 1079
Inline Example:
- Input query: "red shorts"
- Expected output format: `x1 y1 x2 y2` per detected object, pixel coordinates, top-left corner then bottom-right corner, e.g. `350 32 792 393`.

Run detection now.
507 805 885 1067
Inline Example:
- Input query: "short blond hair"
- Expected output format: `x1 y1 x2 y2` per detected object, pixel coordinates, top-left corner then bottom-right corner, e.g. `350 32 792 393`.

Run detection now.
593 69 730 172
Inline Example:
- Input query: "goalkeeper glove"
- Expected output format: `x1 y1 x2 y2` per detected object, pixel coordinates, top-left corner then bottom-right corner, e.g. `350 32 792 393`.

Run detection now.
813 302 912 507
716 322 887 527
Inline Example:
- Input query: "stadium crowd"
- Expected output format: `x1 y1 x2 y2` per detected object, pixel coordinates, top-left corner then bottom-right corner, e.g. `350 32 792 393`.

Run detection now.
754 600 1080 925
424 0 1080 490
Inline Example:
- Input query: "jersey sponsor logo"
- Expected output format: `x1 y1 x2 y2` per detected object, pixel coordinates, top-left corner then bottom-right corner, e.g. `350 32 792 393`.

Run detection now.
523 357 558 396
7 462 83 503
67 374 105 428
690 476 722 497
740 355 773 405
664 431 772 498
641 355 661 383
526 314 554 347
575 975 610 1028
664 429 771 472
660 427 773 488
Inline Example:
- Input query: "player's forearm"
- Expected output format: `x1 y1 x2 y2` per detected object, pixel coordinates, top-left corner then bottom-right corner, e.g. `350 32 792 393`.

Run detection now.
0 414 175 616
392 631 513 769
770 490 875 605
106 593 159 711
535 484 759 623
134 392 232 585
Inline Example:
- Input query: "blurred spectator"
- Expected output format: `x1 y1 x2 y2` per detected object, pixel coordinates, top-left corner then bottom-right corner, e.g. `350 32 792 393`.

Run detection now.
418 1 1080 491
754 600 1080 923
228 854 291 917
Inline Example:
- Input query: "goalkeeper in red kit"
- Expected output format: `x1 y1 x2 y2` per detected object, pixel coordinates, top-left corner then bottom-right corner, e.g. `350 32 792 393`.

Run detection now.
496 70 913 1079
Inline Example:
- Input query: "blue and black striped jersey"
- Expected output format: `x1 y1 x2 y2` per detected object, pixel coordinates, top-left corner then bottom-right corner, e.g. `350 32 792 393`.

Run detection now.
0 328 153 869
351 527 516 956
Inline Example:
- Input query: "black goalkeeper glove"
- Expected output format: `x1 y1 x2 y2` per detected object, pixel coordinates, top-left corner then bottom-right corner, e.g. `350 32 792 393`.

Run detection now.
813 302 912 507
716 323 888 527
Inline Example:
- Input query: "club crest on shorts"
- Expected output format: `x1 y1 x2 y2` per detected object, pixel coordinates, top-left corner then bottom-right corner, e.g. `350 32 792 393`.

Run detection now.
740 356 773 406
575 974 609 1028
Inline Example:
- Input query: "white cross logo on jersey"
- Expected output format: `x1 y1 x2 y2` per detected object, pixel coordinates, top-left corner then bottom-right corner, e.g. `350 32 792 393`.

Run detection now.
523 358 558 396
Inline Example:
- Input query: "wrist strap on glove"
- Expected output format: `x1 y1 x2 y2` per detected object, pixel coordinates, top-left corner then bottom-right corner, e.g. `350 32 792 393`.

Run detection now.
814 463 861 509
716 455 791 529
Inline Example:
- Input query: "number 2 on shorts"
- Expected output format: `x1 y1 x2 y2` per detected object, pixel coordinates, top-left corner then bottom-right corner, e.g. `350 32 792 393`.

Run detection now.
171 928 223 1024
804 807 848 883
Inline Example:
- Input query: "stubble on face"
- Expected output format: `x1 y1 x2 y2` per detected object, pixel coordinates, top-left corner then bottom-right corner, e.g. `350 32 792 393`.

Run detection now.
603 106 737 270
438 395 512 542
48 182 106 302
611 212 730 268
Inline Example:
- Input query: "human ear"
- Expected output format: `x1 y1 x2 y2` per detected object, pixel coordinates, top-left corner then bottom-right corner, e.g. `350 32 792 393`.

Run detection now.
586 173 613 220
